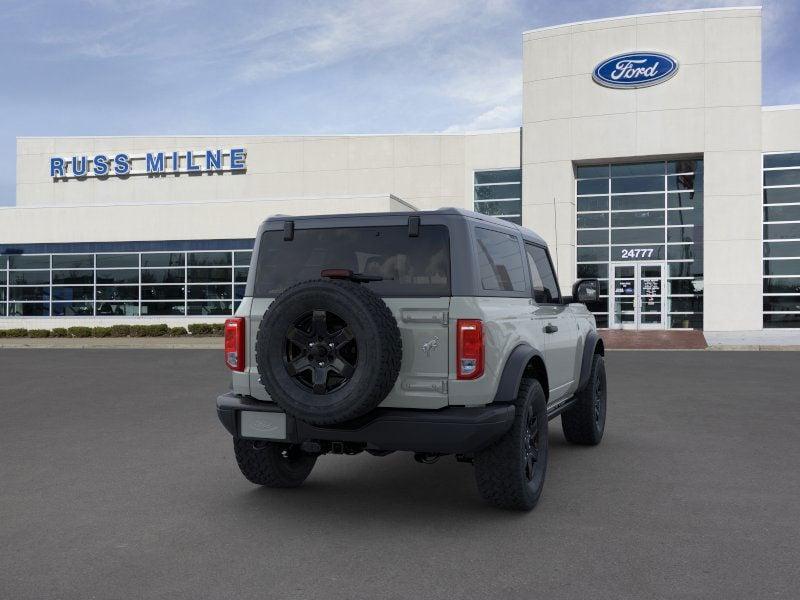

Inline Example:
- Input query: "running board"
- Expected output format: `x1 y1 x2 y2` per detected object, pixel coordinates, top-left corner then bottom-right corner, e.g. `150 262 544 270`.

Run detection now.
546 395 577 420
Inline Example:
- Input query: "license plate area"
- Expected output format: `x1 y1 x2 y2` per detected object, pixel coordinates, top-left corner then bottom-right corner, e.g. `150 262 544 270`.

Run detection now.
240 411 287 440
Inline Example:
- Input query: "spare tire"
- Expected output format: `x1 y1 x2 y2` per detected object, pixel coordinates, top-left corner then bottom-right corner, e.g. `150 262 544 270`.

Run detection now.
256 279 402 425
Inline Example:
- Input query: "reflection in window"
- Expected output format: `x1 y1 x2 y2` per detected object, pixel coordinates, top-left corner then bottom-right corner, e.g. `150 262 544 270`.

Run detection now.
473 170 522 225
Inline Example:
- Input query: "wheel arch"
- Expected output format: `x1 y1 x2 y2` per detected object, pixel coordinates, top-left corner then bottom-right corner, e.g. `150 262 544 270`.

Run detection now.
493 344 549 403
576 330 604 393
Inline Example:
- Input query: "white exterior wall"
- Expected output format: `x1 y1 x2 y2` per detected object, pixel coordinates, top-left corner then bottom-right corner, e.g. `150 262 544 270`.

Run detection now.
522 6 763 331
16 131 520 213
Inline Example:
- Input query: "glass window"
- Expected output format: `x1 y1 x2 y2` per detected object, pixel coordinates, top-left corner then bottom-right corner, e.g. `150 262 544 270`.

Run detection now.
142 268 184 284
764 205 800 223
234 267 248 283
763 241 800 259
141 253 184 268
255 225 451 297
52 302 94 316
611 162 663 177
474 170 520 185
764 170 800 187
668 191 703 209
9 255 49 269
96 286 139 301
763 188 800 204
611 228 665 244
52 286 93 301
96 254 138 268
10 287 50 301
611 210 664 228
473 228 526 292
96 269 138 284
577 230 608 245
669 262 698 277
8 302 49 316
141 285 185 300
763 296 800 312
96 302 139 316
475 184 521 201
52 270 92 284
578 247 609 262
667 174 699 191
187 284 232 300
670 314 703 329
474 200 522 217
187 301 233 315
141 302 185 316
764 153 800 168
0 271 5 285
525 244 561 303
234 284 246 300
577 263 608 278
670 280 701 295
9 271 50 285
669 297 703 312
763 314 800 327
611 176 663 194
187 268 231 283
577 179 608 195
612 194 664 211
188 251 231 266
234 251 252 266
667 159 701 174
52 254 93 269
0 255 6 269
763 278 800 293
668 209 699 226
667 227 695 244
576 165 608 179
667 245 696 261
763 259 800 275
764 223 800 240
577 213 608 229
577 197 608 212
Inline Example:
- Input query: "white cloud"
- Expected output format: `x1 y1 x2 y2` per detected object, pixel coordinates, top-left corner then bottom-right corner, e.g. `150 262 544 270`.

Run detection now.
442 103 521 132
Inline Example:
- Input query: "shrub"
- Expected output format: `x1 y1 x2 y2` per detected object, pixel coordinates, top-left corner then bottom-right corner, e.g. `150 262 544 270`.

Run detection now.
188 323 214 336
67 326 93 338
5 328 29 337
92 327 113 338
145 324 169 337
28 329 51 338
51 328 69 338
109 324 132 337
210 323 225 336
129 325 148 338
168 326 188 337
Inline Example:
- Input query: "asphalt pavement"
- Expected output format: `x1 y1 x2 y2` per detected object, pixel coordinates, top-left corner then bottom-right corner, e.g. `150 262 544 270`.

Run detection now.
1 349 798 599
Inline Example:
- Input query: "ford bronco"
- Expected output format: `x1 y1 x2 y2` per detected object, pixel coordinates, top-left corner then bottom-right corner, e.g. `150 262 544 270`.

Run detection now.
216 208 606 510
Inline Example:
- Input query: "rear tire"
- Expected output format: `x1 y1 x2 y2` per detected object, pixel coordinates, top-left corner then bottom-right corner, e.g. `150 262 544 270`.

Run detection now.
233 439 317 488
474 379 549 511
561 354 606 446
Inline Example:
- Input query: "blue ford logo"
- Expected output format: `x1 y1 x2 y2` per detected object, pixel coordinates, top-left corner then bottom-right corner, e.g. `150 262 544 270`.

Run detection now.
593 52 678 89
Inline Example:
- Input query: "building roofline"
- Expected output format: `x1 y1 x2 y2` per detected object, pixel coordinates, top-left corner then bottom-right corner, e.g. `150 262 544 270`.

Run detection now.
522 5 761 36
763 104 800 112
16 128 521 141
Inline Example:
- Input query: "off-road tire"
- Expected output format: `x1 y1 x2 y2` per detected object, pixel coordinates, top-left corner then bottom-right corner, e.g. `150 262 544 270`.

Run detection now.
561 353 606 445
233 438 317 487
256 279 402 426
474 379 549 511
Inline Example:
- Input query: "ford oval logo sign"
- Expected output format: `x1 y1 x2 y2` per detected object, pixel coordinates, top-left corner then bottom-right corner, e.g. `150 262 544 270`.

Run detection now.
593 52 678 89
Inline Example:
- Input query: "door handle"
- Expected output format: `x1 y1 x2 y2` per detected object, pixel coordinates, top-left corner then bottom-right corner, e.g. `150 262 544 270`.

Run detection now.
544 323 558 334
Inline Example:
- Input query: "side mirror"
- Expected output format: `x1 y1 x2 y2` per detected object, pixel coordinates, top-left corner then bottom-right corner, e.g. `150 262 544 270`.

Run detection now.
572 279 599 304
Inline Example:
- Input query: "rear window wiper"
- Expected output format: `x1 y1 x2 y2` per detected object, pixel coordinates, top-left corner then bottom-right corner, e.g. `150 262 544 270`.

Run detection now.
321 269 383 283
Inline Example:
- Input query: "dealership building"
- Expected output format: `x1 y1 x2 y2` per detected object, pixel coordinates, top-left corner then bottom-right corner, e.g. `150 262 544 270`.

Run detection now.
2 6 799 335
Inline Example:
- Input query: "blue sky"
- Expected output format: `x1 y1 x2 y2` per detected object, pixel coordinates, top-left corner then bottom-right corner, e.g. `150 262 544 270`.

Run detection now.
1 0 798 206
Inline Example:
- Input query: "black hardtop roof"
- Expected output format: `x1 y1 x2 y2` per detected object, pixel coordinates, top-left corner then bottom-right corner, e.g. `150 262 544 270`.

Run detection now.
263 207 548 247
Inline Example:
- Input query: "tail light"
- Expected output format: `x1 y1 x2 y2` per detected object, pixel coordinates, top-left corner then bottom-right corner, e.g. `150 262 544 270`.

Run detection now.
224 318 245 371
457 319 484 380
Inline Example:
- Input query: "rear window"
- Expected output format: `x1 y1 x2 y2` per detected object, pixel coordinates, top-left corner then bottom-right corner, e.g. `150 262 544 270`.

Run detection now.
254 225 450 297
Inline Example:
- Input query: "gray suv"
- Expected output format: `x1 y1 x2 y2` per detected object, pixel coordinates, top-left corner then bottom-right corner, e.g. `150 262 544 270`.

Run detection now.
217 208 606 510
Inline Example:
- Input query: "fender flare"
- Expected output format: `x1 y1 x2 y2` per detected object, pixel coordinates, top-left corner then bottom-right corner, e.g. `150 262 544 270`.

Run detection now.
576 330 604 393
492 343 547 404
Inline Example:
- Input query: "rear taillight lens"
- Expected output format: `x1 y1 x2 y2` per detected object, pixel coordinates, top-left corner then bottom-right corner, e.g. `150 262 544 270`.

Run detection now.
456 319 484 380
224 318 245 371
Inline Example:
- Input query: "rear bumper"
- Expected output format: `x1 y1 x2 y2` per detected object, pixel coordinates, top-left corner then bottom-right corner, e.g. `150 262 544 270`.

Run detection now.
216 392 515 454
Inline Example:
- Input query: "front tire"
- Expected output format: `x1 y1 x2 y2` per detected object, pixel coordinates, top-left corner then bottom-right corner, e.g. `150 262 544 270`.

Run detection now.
233 439 317 488
561 353 606 445
474 379 549 511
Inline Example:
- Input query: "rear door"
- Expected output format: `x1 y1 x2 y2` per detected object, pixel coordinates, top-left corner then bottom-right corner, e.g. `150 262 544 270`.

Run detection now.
525 243 579 400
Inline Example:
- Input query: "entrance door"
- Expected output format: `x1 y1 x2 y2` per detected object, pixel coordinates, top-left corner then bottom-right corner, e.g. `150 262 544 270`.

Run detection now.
610 262 666 330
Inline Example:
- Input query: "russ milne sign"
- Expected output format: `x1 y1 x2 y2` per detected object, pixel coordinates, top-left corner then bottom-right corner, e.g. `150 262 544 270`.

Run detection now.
592 52 678 89
49 148 246 179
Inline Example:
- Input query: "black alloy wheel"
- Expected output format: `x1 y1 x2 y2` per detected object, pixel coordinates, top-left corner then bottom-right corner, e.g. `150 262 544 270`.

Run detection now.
523 407 540 482
284 309 358 395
